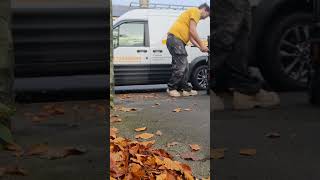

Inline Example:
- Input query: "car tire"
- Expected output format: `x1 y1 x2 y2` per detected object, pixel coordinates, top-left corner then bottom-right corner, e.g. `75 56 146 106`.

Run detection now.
259 12 312 91
191 65 208 90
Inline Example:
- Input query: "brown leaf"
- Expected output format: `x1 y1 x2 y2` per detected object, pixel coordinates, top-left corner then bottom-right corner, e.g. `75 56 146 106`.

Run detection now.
4 143 23 153
0 165 28 176
135 133 154 140
25 143 49 156
4 143 24 157
135 127 147 132
211 148 226 159
32 112 50 122
167 142 179 147
139 140 155 147
129 163 145 177
45 147 87 160
163 158 181 171
266 132 280 138
179 152 201 161
52 107 65 115
173 108 182 112
110 128 118 139
110 115 122 123
240 148 256 156
189 144 201 151
156 173 167 180
119 107 137 112
155 130 162 136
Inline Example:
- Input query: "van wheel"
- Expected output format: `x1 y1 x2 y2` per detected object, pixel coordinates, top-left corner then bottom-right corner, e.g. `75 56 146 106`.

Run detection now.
259 12 312 91
191 65 208 90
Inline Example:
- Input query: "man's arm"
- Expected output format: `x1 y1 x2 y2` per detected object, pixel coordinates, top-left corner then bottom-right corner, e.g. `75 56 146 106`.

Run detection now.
190 20 209 52
190 36 201 49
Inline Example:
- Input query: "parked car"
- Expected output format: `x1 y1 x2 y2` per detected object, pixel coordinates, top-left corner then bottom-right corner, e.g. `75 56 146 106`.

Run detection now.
250 0 313 90
112 8 210 90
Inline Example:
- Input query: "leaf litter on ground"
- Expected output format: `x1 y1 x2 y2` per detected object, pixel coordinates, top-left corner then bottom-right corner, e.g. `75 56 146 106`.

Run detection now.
110 128 196 180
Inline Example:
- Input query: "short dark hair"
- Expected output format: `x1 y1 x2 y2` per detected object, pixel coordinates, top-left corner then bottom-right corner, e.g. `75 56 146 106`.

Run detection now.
198 3 210 12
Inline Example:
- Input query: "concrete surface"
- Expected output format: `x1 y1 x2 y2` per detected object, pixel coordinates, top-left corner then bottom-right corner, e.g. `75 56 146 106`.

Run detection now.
112 91 210 179
213 92 320 180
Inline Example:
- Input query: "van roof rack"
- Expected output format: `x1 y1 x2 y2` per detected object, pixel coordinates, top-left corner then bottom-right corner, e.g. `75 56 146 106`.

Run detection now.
129 2 194 10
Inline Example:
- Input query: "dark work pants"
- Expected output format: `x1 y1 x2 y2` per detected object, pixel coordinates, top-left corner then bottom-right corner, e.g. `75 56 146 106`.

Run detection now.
166 34 192 91
211 0 261 95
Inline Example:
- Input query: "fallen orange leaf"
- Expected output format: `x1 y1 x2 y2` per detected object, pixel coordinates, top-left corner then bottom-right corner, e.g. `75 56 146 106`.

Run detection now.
135 127 147 132
135 133 154 140
173 108 182 112
211 148 227 159
25 143 49 156
179 152 201 161
155 130 162 136
189 144 201 151
110 115 122 123
139 140 155 147
240 148 256 156
0 165 28 176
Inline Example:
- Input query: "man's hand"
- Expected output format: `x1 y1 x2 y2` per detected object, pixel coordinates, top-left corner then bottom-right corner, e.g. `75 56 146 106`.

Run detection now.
200 45 209 53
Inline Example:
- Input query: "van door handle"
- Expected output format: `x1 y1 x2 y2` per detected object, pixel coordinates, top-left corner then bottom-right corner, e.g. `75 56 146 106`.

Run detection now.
153 50 163 53
137 50 148 53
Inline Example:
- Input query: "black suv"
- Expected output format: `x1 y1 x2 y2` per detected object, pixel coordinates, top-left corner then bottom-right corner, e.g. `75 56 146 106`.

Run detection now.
12 1 108 79
251 0 312 90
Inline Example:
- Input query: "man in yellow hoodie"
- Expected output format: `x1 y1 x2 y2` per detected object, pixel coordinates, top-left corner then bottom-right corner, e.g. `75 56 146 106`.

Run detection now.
166 3 210 97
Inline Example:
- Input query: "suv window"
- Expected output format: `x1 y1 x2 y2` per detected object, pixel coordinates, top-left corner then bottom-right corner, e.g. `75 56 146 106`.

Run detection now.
114 22 145 48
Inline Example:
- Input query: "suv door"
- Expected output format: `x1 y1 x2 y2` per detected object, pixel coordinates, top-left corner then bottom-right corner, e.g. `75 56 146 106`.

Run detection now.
113 21 151 86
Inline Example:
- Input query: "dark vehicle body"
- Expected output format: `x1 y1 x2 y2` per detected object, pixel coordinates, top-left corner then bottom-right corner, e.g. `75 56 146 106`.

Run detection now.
12 0 108 79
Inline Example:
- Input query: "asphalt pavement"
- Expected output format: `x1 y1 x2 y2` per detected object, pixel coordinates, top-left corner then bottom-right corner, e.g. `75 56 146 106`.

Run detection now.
112 91 211 179
0 97 107 179
213 92 320 180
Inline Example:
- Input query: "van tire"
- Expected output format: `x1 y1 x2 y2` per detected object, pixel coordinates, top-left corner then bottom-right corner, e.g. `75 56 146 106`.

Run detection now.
259 12 312 91
191 65 208 90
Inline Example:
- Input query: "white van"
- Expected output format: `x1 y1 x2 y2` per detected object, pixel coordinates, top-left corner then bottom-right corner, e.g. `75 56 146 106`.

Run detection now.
113 8 210 90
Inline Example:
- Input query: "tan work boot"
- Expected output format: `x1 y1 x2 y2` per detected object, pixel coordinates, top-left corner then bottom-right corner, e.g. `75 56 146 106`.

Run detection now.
211 90 224 111
167 89 181 97
255 89 280 107
233 89 280 110
182 90 198 96
233 91 258 110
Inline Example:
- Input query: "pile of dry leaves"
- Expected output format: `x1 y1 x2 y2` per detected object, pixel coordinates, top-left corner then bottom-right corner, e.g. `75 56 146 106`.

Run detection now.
110 128 196 180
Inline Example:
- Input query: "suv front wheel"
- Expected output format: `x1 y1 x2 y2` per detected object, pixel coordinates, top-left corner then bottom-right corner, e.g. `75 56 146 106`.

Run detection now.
259 12 312 91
